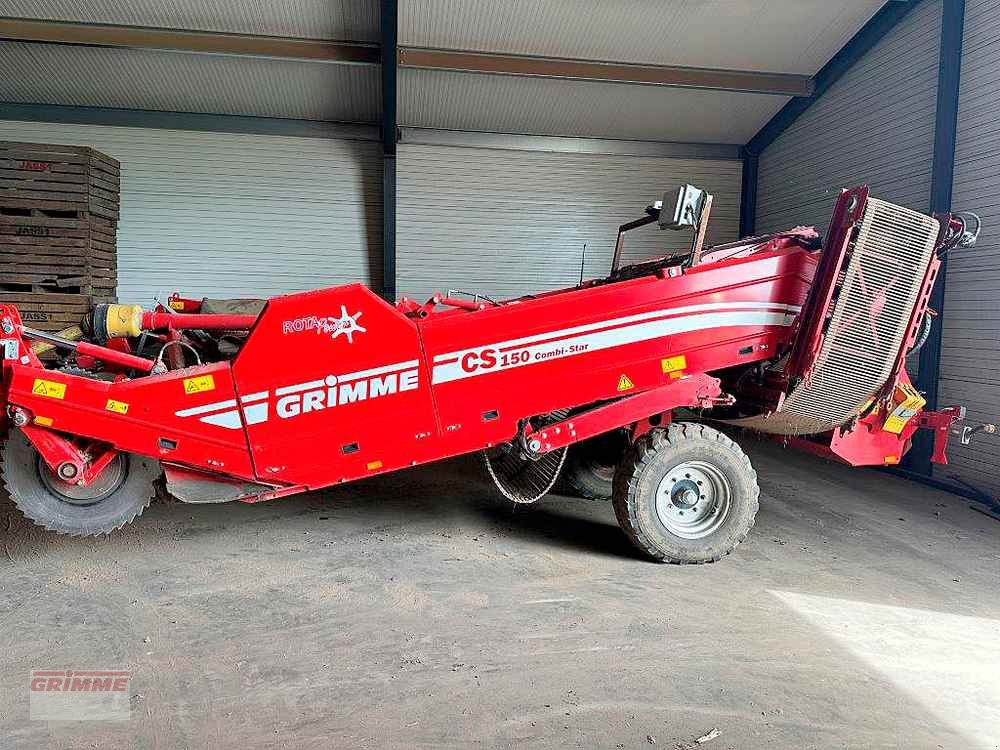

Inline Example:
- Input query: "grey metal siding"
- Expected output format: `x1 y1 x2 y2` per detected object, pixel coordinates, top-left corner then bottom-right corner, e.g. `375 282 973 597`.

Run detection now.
0 0 380 41
399 0 883 75
396 143 741 301
755 0 942 237
0 120 382 303
399 69 788 143
0 42 381 123
938 0 1000 495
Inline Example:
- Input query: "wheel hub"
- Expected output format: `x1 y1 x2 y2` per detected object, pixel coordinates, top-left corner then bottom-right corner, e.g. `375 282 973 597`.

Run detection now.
654 460 732 539
37 454 128 506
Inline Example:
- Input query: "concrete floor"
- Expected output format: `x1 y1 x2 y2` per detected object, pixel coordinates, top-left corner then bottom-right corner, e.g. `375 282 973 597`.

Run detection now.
1 437 999 750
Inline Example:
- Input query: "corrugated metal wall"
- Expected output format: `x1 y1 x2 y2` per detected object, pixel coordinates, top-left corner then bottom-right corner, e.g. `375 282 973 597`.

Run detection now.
399 71 788 143
0 120 382 303
755 0 942 237
0 43 381 123
396 143 742 301
399 0 883 74
938 0 1000 495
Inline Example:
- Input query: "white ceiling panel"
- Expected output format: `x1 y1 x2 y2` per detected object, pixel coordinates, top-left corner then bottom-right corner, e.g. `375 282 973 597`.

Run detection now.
400 0 887 74
400 68 788 143
0 0 379 42
0 42 380 122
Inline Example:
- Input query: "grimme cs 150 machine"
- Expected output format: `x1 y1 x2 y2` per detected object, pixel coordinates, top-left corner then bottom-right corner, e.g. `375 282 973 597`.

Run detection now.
0 185 991 563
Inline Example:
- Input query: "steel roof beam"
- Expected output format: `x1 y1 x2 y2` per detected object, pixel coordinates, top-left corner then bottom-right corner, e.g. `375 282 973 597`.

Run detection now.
397 47 814 97
0 16 379 64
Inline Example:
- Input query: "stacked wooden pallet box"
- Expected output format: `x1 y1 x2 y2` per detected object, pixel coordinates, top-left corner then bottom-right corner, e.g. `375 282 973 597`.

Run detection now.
0 141 119 333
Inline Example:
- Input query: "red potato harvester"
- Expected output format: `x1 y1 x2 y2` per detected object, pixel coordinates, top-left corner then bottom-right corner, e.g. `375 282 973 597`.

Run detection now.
1 185 994 563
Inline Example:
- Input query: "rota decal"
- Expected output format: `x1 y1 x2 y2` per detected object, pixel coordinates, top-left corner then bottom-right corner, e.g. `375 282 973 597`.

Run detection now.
282 306 367 344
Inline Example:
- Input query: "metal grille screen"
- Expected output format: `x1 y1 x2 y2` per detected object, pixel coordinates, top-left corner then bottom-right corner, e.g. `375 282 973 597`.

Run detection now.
736 198 938 435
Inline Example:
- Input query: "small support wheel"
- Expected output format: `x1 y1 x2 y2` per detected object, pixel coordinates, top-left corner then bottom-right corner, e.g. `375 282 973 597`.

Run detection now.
1 430 158 537
612 422 759 563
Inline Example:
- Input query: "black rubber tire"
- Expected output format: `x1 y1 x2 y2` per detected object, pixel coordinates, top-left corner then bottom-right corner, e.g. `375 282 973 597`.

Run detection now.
562 429 629 501
1 430 158 537
612 423 759 564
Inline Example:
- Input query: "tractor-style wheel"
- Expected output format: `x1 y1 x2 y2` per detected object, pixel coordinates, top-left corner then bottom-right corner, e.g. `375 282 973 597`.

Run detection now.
562 429 629 501
612 423 759 564
1 430 158 537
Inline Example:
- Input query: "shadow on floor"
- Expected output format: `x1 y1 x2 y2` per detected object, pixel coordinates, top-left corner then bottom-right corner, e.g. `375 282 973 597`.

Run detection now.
475 499 647 562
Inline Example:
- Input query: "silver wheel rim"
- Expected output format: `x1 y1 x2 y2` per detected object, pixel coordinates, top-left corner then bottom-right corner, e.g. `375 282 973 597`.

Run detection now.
654 460 732 539
37 454 128 506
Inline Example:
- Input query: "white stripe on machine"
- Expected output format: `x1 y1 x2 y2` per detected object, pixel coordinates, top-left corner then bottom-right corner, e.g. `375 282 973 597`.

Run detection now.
173 357 420 430
431 301 800 365
431 306 799 384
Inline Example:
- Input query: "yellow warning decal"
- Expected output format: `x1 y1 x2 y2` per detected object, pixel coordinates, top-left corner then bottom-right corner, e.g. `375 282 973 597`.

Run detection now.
34 416 53 427
168 299 185 311
32 378 66 399
183 374 215 395
661 355 687 373
883 382 926 435
366 460 383 471
617 374 635 392
106 399 129 415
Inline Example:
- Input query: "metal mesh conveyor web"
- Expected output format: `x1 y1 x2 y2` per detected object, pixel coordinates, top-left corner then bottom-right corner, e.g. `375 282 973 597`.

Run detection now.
729 198 939 436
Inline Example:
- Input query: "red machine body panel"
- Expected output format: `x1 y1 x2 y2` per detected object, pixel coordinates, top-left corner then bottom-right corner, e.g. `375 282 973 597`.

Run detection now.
228 284 439 488
4 360 256 479
419 246 816 457
9 244 815 492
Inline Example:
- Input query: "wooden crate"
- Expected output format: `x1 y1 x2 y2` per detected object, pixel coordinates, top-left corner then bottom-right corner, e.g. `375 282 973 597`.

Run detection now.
0 141 119 221
0 292 107 333
0 141 120 298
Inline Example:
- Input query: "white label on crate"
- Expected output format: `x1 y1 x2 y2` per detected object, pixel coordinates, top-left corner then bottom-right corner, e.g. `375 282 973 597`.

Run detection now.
1 339 18 360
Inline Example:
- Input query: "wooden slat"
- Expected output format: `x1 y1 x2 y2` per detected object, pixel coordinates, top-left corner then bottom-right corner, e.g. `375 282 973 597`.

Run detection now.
1 246 117 263
0 235 88 247
0 140 90 154
0 168 88 184
0 159 86 174
88 184 120 205
0 224 88 237
1 192 88 206
85 214 116 230
0 214 87 228
89 227 117 241
2 261 87 276
87 201 119 221
0 148 92 165
0 177 87 194
0 291 94 305
90 158 121 177
90 173 120 193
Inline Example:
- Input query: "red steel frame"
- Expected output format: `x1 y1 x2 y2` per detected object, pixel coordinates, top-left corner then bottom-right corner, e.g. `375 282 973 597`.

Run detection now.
0 187 965 503
1 240 815 500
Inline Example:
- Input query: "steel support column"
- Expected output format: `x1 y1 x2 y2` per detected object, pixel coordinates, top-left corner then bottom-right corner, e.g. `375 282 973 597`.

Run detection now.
380 0 398 301
738 149 759 238
909 0 966 475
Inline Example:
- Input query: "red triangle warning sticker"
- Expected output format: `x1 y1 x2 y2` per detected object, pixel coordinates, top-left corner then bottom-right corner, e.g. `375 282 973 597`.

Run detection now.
617 374 635 392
